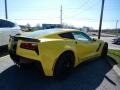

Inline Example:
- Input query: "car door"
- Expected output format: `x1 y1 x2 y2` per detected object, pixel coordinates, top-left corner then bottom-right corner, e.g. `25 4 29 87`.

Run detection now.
72 31 100 63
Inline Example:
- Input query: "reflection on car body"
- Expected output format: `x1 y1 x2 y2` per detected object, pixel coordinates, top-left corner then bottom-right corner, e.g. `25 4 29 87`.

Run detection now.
8 28 108 77
0 19 21 47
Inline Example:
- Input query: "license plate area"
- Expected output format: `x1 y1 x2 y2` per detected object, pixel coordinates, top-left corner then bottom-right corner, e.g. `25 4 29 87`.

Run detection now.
9 37 18 53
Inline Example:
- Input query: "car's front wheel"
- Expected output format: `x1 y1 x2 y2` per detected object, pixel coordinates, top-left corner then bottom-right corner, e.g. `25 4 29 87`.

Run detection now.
54 51 75 78
101 43 108 57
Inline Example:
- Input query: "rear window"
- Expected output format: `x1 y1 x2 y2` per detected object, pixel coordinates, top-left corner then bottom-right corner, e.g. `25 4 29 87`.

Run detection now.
23 29 62 38
0 19 15 28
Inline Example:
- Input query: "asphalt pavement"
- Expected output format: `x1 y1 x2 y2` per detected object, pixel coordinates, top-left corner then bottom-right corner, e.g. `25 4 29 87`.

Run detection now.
0 52 120 90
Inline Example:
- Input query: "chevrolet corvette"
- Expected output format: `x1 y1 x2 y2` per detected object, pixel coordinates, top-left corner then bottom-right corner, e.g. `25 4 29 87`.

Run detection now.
8 28 108 76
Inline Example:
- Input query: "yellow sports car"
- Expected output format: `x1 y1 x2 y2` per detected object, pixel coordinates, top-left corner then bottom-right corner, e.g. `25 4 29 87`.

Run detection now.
8 28 108 76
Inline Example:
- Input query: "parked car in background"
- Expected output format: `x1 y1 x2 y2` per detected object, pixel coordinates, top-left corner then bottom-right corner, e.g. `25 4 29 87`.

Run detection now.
112 36 120 45
8 28 108 77
0 19 21 47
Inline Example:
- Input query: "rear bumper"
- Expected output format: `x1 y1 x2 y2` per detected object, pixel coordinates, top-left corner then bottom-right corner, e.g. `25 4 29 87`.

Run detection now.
8 36 55 76
15 48 55 76
9 50 54 76
9 51 45 75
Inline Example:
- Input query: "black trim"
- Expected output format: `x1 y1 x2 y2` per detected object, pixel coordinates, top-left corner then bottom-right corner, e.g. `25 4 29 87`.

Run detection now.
0 45 8 50
10 36 40 42
96 43 101 52
59 32 74 39
9 52 45 76
10 36 40 55
35 47 39 55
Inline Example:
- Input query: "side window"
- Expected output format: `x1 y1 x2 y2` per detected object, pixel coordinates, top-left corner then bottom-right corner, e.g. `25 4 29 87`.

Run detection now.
72 32 92 42
0 19 15 28
59 32 74 39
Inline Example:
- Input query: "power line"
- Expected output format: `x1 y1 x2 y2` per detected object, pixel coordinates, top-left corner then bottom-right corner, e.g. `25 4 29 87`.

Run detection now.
10 18 120 22
7 0 91 11
116 20 118 29
76 0 91 9
11 17 60 20
65 0 99 19
7 7 120 11
116 20 119 36
60 5 63 25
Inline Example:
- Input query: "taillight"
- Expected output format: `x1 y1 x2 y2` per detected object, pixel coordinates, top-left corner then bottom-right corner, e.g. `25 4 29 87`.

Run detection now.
20 43 38 50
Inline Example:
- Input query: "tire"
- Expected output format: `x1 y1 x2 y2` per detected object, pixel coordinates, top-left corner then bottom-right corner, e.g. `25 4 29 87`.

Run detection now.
101 43 108 57
54 51 75 77
34 61 45 77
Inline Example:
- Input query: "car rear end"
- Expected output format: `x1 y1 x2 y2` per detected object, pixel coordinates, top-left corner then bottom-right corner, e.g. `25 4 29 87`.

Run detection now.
8 35 47 75
8 33 63 76
8 29 79 76
8 35 40 63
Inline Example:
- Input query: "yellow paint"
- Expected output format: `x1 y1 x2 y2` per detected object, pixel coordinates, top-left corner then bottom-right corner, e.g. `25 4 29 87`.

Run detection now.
9 29 105 76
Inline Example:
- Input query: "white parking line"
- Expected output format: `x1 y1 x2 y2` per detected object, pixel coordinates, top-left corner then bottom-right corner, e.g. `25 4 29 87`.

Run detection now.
0 55 14 73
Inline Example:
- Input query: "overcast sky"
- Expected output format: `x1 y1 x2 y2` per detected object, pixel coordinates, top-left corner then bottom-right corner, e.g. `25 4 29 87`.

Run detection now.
0 0 120 29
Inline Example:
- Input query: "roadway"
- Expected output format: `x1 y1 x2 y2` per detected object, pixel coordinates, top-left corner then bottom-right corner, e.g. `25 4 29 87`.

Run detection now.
91 36 120 50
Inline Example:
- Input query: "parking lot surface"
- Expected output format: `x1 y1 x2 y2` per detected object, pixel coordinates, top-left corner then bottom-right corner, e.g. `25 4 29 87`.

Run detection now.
0 52 120 90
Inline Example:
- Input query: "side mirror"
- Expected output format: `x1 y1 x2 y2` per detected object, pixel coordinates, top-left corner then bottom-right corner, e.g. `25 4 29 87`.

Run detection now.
92 38 96 41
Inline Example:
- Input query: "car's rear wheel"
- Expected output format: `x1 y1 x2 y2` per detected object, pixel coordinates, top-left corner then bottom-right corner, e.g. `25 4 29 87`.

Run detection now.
101 43 108 57
54 51 75 78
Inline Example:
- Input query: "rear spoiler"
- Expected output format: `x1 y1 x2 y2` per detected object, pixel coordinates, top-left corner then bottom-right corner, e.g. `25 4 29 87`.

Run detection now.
10 35 40 42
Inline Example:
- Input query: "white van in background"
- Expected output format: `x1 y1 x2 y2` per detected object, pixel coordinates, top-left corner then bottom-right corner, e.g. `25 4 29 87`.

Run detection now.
0 19 21 47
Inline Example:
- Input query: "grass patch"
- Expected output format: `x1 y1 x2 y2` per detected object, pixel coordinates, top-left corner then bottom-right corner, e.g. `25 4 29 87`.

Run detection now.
108 49 120 67
108 32 120 36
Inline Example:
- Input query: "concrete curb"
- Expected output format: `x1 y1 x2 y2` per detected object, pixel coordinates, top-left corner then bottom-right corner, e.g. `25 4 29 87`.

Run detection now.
107 56 120 77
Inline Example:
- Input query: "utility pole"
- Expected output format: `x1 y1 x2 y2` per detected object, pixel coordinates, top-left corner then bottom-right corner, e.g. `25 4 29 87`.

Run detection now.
5 0 8 20
98 0 105 39
116 20 118 29
116 20 119 36
60 5 63 27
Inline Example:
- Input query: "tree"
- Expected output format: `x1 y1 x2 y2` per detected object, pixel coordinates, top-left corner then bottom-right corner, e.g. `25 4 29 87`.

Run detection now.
36 24 42 30
26 23 32 31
